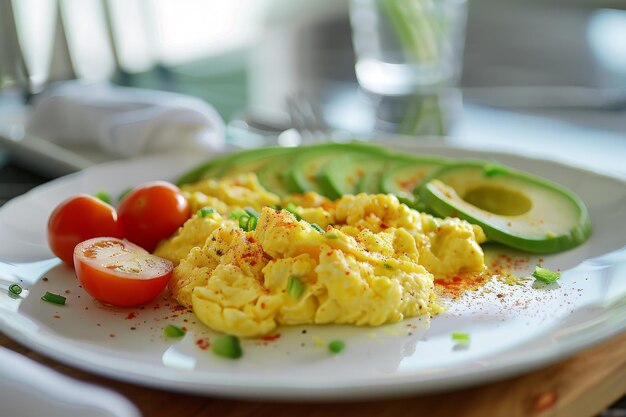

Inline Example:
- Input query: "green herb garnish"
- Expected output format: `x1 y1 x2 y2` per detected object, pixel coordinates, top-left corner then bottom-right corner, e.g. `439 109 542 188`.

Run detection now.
198 207 216 217
41 291 66 305
328 340 345 354
117 187 133 202
285 203 302 221
229 210 246 220
212 335 242 359
286 276 305 299
8 284 22 295
244 207 260 218
383 263 393 270
163 324 186 338
95 190 112 204
237 214 258 232
483 164 509 177
246 215 258 231
452 332 470 344
311 223 325 233
239 214 250 229
532 265 561 284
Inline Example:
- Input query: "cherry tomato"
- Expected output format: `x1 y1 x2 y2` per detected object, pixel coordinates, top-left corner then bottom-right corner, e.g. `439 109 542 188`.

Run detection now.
117 181 190 252
73 237 173 307
48 195 124 266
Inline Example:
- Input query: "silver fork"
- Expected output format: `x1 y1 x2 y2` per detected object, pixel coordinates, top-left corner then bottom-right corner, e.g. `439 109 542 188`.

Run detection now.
285 93 329 144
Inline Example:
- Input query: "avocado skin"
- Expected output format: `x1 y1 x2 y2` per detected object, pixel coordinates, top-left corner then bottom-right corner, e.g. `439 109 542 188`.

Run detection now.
216 147 295 178
177 147 297 186
176 153 233 186
419 162 592 254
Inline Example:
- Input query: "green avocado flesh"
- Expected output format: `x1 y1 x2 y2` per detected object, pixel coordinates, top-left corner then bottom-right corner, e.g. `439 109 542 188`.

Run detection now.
318 153 390 199
419 162 591 253
380 157 447 208
284 143 388 196
257 157 294 197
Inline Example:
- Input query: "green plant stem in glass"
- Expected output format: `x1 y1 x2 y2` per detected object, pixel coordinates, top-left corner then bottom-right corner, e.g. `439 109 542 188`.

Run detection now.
379 0 448 136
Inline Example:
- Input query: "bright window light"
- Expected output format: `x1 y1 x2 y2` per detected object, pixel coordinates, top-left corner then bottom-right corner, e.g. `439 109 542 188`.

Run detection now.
588 9 626 74
11 0 56 85
152 0 270 64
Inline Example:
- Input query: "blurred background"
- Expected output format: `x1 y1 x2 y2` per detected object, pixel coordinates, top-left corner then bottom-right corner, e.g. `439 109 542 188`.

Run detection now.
0 0 625 174
2 0 626 122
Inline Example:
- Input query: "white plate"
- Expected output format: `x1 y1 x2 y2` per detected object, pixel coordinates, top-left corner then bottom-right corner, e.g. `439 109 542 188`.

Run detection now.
0 145 625 401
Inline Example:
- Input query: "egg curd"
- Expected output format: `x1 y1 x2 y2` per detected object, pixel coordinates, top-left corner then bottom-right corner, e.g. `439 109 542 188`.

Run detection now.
155 174 487 337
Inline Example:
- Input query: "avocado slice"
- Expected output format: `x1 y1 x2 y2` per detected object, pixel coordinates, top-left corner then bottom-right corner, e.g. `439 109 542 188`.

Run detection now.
176 147 295 186
257 155 299 196
356 170 384 195
176 152 233 186
284 142 387 195
217 146 296 178
381 156 447 208
318 153 390 199
419 162 591 253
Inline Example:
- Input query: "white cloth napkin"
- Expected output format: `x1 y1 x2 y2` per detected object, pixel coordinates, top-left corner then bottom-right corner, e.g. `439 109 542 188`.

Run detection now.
27 81 225 157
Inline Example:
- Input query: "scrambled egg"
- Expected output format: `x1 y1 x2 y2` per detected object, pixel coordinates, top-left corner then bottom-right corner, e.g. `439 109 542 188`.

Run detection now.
156 174 487 337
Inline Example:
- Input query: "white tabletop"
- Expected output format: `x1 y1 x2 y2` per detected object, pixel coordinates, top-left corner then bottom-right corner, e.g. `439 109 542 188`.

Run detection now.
452 104 626 177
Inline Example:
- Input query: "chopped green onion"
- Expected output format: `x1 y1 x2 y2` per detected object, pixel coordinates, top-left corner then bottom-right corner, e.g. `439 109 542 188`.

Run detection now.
229 210 246 219
286 276 305 299
328 340 345 354
212 335 242 359
239 214 250 229
271 204 283 211
95 190 112 204
237 214 258 232
311 223 324 233
483 164 509 177
285 203 302 221
325 233 338 240
383 263 393 270
198 207 216 217
8 284 22 295
532 265 561 284
246 215 258 231
163 324 186 338
41 291 66 305
117 187 133 202
244 207 260 218
452 332 470 344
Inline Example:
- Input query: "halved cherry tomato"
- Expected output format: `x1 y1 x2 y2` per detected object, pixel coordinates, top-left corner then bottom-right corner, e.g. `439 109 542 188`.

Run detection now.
117 181 190 252
48 195 124 266
73 237 173 307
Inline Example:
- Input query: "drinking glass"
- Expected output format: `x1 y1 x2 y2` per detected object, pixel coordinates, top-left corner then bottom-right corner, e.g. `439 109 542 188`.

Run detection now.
350 0 468 135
